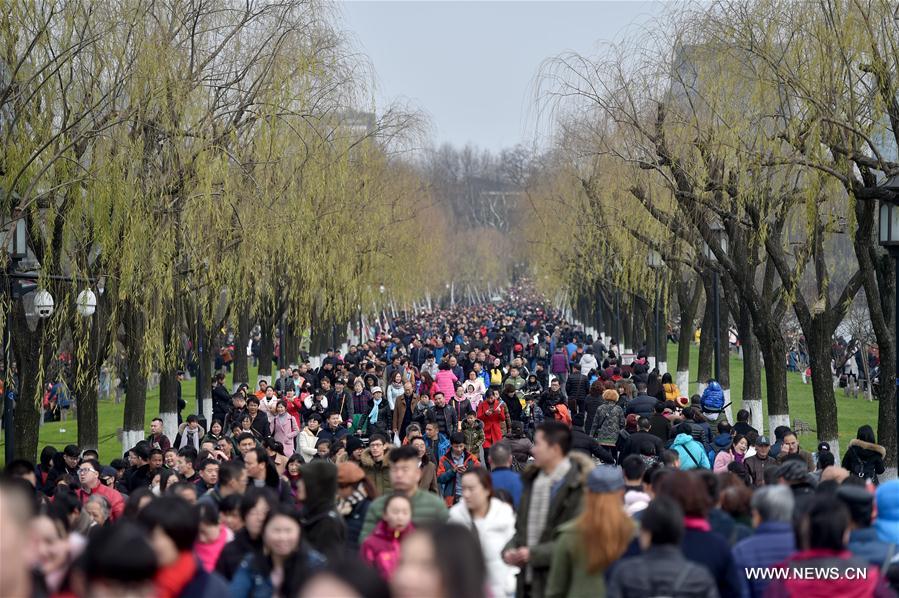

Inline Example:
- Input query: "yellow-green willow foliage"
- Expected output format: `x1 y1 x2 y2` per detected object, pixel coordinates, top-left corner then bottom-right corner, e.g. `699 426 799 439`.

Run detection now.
1 0 435 458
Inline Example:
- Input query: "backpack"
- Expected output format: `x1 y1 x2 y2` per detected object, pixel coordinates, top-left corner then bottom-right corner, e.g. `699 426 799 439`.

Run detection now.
849 448 877 481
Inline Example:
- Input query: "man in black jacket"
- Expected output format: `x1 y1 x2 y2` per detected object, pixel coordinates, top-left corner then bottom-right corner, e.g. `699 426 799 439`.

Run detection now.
619 417 666 462
428 392 458 437
564 363 590 416
211 373 232 424
626 382 660 418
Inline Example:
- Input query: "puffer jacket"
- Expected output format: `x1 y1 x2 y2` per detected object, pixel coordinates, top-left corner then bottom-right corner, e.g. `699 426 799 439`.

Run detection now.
589 401 625 446
361 520 415 580
607 545 719 598
449 498 517 598
671 433 711 470
360 446 393 496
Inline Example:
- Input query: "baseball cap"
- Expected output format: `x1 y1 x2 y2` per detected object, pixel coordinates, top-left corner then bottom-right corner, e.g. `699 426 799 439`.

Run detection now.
757 435 771 446
586 465 625 493
817 441 831 453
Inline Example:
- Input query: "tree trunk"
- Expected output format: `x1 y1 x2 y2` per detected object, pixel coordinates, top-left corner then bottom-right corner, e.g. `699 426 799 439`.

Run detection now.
806 315 841 456
199 322 214 423
658 291 669 374
256 306 276 384
72 300 111 452
621 295 633 354
853 198 897 473
10 301 53 461
716 276 732 422
158 369 179 441
676 275 702 396
232 305 250 391
122 301 148 452
756 320 791 434
697 273 714 394
738 302 763 434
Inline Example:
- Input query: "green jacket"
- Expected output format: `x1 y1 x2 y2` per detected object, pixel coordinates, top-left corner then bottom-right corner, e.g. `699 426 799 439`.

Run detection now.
359 488 448 541
503 452 591 598
545 519 606 598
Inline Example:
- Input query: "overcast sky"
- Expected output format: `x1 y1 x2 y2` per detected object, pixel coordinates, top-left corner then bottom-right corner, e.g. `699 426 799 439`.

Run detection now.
339 1 664 154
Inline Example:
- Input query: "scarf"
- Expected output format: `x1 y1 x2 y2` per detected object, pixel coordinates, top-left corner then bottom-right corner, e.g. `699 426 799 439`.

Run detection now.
525 458 571 580
683 516 711 532
369 398 381 425
155 551 196 598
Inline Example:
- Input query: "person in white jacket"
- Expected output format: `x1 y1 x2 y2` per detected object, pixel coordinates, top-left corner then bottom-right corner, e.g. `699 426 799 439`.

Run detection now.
578 348 599 378
448 468 518 598
297 414 323 462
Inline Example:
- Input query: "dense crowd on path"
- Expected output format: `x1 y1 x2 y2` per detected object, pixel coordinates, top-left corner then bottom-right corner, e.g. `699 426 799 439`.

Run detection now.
2 282 898 598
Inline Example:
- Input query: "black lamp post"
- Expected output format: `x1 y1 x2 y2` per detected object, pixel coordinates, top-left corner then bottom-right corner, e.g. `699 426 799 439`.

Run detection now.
877 173 899 476
703 223 728 384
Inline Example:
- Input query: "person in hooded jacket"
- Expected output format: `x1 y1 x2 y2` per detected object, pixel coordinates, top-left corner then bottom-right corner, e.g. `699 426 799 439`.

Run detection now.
564 363 590 415
670 423 711 470
841 425 887 485
299 460 346 560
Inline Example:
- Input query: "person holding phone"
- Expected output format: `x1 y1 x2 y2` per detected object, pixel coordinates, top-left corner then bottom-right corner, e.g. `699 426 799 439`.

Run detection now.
437 432 480 507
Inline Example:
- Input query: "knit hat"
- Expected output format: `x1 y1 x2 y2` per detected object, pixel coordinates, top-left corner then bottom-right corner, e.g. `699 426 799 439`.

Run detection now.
602 389 619 402
370 386 383 395
337 462 366 486
345 435 364 453
586 465 625 493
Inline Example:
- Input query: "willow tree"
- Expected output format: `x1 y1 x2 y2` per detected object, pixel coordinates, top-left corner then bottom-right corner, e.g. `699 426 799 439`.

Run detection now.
702 0 898 467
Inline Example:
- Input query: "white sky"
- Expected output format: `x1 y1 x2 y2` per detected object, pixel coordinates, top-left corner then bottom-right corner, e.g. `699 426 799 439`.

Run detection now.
339 1 665 153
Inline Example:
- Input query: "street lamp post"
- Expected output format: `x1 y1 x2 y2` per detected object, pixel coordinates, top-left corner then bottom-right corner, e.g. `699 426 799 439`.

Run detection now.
702 221 730 421
647 250 664 371
877 174 899 477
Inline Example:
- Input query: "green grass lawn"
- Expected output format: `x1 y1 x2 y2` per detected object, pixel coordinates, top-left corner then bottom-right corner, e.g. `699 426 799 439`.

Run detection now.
2 342 882 463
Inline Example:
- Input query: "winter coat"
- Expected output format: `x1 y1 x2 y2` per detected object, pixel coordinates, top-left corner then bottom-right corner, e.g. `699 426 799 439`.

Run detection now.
565 372 590 409
434 369 458 398
449 497 518 598
671 433 711 470
545 519 607 598
360 488 449 541
619 430 665 461
317 424 350 446
360 520 415 580
176 423 205 452
425 433 450 465
663 382 681 402
386 383 404 410
520 402 545 437
229 548 325 598
550 351 568 374
744 454 778 488
363 399 393 438
589 401 625 446
296 427 320 462
392 393 411 436
428 403 458 438
270 414 298 457
360 446 392 497
77 483 125 521
437 450 480 501
461 418 485 456
841 439 887 484
491 467 523 508
506 433 534 468
625 394 659 418
338 492 371 552
875 480 899 543
504 452 592 598
215 529 258 581
607 545 719 598
477 398 507 447
713 450 736 473
578 354 599 376
450 397 474 428
731 521 796 598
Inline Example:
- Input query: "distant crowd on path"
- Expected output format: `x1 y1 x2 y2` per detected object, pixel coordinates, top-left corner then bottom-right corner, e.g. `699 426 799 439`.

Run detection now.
2 281 898 598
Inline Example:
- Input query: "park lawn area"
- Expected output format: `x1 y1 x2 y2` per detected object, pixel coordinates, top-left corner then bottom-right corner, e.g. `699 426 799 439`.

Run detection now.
15 366 260 464
5 342 881 463
683 342 879 453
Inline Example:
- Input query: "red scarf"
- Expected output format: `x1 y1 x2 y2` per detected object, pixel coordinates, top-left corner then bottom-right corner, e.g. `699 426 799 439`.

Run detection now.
683 516 711 532
155 551 196 598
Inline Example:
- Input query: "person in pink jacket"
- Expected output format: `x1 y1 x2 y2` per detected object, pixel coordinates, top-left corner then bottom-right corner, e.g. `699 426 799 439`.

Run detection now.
271 400 299 457
713 434 748 473
361 493 415 580
434 362 458 399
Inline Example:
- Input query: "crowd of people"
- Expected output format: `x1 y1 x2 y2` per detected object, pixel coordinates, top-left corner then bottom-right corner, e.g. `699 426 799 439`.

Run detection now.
1 283 898 598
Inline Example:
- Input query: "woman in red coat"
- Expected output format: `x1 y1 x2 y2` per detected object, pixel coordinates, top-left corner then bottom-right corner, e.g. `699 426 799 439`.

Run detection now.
477 389 507 448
